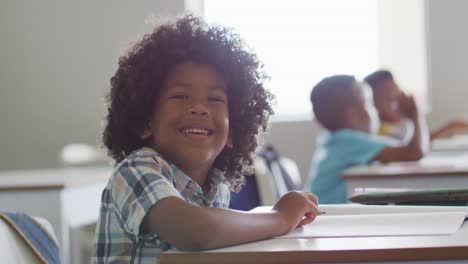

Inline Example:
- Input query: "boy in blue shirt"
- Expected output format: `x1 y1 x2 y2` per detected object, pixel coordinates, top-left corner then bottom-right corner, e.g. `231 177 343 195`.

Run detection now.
307 75 425 204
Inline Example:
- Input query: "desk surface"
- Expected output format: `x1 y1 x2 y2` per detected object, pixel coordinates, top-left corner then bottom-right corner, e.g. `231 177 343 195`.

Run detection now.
343 152 468 179
161 223 468 264
431 135 468 152
161 205 468 264
0 167 112 190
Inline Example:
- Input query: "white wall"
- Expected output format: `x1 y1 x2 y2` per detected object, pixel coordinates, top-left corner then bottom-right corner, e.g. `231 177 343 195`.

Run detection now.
377 0 429 110
426 0 468 127
0 0 186 170
1 0 467 179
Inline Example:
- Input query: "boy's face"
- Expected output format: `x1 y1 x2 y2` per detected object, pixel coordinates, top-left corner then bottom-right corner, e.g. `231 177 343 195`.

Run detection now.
350 83 380 134
373 79 403 122
143 61 230 177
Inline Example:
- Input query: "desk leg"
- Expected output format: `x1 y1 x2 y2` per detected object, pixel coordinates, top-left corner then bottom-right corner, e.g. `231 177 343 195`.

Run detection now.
62 183 105 264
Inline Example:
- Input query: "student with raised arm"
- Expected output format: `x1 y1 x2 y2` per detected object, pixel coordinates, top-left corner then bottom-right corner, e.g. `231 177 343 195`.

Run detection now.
306 75 425 204
364 70 468 142
93 14 321 263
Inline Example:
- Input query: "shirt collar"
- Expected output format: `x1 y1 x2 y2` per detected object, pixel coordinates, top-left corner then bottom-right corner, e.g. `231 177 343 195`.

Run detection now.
172 166 227 194
142 146 228 197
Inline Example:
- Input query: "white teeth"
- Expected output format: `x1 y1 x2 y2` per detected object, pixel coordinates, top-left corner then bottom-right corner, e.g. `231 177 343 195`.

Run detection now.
183 128 209 135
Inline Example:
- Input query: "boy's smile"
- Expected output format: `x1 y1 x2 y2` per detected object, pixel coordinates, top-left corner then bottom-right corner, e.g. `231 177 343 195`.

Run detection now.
180 124 214 140
178 123 217 144
141 61 230 185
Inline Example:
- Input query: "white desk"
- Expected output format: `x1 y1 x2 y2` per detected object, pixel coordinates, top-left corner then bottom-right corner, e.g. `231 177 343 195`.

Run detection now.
343 152 468 198
0 167 111 264
431 135 468 152
161 205 468 264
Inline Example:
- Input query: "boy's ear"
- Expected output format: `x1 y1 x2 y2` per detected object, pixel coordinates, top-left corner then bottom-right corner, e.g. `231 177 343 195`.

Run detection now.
140 122 153 140
140 129 152 140
226 130 233 148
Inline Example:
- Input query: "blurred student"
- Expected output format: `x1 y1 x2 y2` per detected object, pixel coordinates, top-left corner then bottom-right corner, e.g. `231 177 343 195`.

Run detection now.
365 70 468 142
306 75 424 204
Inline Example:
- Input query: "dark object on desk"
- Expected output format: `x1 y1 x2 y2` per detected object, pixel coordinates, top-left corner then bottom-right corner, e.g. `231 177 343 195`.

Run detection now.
349 189 468 206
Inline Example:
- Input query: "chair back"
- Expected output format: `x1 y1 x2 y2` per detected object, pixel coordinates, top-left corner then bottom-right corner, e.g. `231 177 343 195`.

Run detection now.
229 145 303 209
0 213 60 264
256 145 302 198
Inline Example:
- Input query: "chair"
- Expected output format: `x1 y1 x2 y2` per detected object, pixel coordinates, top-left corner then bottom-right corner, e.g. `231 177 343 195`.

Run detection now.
252 155 281 206
228 155 278 211
256 145 302 198
0 213 60 264
229 173 261 211
229 145 303 209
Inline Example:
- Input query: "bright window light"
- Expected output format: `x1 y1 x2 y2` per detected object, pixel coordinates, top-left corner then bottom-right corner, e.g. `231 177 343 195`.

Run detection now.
204 0 379 121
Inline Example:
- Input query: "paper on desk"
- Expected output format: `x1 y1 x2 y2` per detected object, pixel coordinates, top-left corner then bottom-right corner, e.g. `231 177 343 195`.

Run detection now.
318 204 468 216
345 152 468 175
276 212 466 239
251 204 468 216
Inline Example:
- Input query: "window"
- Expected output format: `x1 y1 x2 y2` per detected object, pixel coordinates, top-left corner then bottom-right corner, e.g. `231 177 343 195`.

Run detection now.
204 0 379 121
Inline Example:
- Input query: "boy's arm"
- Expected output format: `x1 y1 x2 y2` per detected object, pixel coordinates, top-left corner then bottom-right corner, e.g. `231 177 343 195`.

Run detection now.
142 191 319 251
430 119 468 140
375 95 426 162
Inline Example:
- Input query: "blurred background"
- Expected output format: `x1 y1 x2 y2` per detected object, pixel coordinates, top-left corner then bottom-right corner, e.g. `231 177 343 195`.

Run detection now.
1 0 467 263
2 0 467 178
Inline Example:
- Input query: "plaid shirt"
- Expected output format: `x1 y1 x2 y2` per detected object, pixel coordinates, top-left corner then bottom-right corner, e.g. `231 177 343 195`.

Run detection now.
92 147 230 264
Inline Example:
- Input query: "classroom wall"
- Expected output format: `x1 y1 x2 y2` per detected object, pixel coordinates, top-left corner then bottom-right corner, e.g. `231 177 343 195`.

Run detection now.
0 0 186 170
1 0 467 179
425 0 468 127
377 0 429 110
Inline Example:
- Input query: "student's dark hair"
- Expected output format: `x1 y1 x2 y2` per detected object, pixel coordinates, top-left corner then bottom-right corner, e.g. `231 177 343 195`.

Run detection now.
364 70 394 90
310 75 357 131
102 14 274 191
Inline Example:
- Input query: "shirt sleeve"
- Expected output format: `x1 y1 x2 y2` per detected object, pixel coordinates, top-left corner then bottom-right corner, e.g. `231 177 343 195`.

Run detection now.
335 130 387 165
111 154 183 240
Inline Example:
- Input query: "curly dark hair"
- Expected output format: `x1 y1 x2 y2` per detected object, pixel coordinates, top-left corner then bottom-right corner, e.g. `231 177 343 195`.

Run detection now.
102 14 274 191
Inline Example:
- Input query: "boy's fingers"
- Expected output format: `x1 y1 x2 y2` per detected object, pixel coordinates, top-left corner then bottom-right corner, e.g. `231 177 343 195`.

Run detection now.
304 195 327 216
298 212 317 227
304 193 320 213
302 192 318 205
297 218 309 228
303 199 322 217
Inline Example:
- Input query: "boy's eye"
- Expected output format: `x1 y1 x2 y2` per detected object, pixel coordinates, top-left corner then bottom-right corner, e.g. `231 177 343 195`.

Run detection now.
208 96 226 102
170 94 188 100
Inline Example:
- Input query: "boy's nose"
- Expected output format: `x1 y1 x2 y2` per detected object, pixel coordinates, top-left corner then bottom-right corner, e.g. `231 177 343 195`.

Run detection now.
188 104 209 116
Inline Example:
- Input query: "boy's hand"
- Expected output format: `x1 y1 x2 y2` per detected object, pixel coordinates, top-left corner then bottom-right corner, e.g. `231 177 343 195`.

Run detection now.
398 93 418 119
431 119 468 139
443 119 468 134
272 191 321 233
